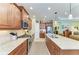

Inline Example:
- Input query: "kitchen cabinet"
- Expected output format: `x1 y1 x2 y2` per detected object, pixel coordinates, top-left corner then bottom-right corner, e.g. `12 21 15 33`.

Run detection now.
0 3 21 29
19 6 32 30
40 20 53 38
40 32 45 38
20 6 29 22
9 39 28 55
28 18 32 30
0 4 10 28
40 21 46 38
40 22 46 29
13 4 21 28
20 6 30 29
8 4 21 29
46 36 61 55
22 8 28 21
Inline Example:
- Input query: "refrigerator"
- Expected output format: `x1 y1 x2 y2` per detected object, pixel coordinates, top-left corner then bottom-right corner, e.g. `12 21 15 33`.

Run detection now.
46 26 53 34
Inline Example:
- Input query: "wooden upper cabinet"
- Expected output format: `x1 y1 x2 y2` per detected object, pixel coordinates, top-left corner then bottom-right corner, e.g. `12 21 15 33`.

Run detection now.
11 4 21 28
0 3 21 29
9 4 21 29
28 18 32 30
20 6 32 30
19 6 30 29
7 4 14 28
20 6 29 21
0 4 9 28
22 9 28 20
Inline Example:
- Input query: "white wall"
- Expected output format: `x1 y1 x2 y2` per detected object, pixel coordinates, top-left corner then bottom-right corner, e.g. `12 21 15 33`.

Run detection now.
35 22 40 40
28 18 36 36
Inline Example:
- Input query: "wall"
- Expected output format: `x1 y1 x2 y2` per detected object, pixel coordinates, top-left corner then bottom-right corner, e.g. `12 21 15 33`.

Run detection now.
55 20 79 34
29 18 36 35
35 22 40 40
58 20 72 33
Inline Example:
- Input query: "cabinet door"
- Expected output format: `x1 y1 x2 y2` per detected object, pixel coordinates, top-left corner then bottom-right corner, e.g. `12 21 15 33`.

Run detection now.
0 4 21 29
14 6 21 28
9 4 21 29
22 9 27 20
7 4 13 28
46 37 54 54
10 4 15 28
28 19 32 30
46 36 61 55
0 4 9 28
9 40 28 55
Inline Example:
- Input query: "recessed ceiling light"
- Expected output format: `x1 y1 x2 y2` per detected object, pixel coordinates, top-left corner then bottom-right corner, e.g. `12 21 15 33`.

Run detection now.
30 7 33 10
48 7 51 10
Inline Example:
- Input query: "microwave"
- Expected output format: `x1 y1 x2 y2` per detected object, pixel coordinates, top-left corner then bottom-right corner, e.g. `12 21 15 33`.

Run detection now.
21 20 28 29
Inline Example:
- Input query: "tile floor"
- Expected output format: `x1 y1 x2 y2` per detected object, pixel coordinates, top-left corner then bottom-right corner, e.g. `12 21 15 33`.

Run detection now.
28 38 50 55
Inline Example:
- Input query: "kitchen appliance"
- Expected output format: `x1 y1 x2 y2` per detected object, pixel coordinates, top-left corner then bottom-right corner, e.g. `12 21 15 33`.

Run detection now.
46 26 53 34
21 20 28 29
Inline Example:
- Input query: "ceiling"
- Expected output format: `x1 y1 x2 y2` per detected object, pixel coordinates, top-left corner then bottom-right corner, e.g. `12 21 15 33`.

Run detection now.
18 3 79 21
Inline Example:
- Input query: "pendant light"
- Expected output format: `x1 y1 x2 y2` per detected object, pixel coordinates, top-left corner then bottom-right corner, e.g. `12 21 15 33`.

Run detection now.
68 3 73 19
54 11 58 20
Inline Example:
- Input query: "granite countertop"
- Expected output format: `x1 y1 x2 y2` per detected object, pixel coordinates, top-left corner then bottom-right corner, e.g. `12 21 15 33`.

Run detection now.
46 34 79 50
0 38 28 55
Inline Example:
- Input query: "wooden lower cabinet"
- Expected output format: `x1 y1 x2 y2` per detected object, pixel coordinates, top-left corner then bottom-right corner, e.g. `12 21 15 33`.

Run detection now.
40 32 45 38
46 36 61 55
61 50 79 55
9 39 28 55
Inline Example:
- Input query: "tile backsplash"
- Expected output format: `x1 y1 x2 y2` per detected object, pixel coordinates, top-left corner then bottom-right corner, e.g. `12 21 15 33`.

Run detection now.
0 29 26 45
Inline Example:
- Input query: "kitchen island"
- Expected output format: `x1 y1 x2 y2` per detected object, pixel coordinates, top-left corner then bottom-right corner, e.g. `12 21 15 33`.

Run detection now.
46 34 79 55
0 38 28 55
